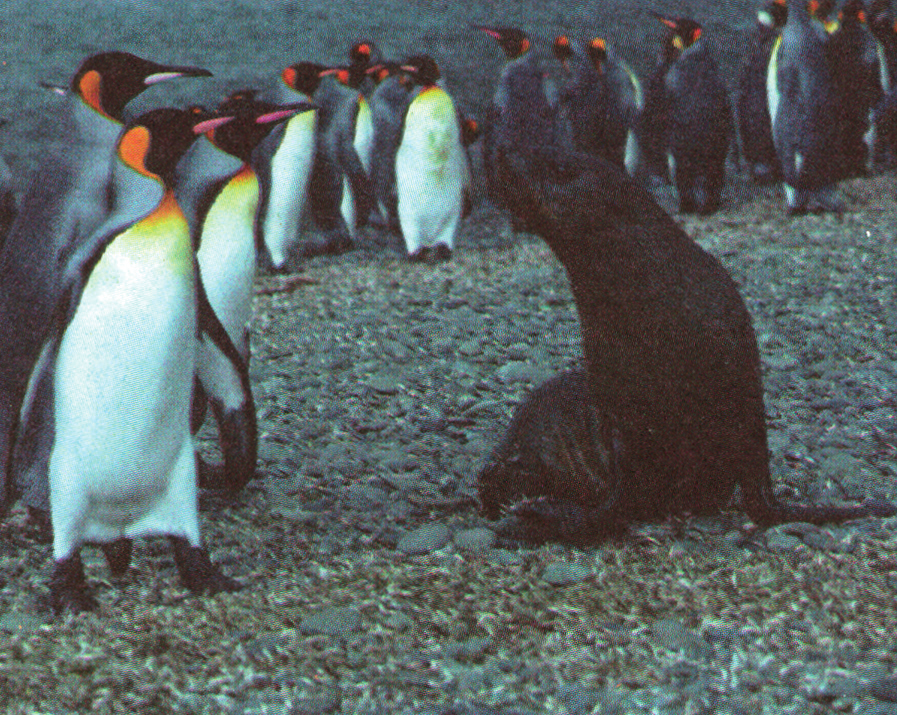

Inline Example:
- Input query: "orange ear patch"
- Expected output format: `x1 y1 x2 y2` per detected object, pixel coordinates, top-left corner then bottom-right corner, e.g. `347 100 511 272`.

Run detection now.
520 38 530 54
282 66 297 88
78 69 104 115
117 125 155 179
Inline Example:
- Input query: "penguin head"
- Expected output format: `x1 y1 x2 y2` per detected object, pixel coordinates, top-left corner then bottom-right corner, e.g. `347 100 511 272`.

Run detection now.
839 0 867 23
461 117 481 146
281 61 327 96
808 0 836 20
349 40 381 70
71 52 212 121
365 61 410 87
320 65 364 90
209 91 315 162
400 55 441 87
117 107 230 186
650 14 703 55
479 27 531 59
586 38 608 73
758 0 788 28
553 35 574 71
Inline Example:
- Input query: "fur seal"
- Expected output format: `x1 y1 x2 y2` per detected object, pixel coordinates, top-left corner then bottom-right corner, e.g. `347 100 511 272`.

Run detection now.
480 142 895 543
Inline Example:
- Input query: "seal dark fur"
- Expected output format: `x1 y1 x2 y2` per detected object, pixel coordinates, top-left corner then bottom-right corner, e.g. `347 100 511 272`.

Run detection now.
479 141 895 542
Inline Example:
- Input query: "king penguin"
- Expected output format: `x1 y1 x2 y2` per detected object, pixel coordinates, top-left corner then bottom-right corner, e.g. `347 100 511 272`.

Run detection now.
479 26 565 219
394 55 471 261
737 0 789 183
828 0 879 178
553 35 643 175
304 45 377 256
255 63 323 271
367 62 414 232
768 0 842 213
40 107 241 614
651 14 732 214
0 52 212 534
181 92 313 491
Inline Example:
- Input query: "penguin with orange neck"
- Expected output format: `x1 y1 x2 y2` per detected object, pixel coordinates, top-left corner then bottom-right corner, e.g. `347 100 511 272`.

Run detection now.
393 55 470 261
0 52 212 535
179 92 313 492
41 107 242 613
649 14 732 214
305 43 377 256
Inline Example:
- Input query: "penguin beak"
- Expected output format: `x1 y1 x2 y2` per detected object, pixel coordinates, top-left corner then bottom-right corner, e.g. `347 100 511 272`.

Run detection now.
192 115 233 135
478 27 503 40
145 66 213 85
255 102 316 124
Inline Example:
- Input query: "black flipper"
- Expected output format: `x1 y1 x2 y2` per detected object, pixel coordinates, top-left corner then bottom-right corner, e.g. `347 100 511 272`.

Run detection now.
193 270 257 493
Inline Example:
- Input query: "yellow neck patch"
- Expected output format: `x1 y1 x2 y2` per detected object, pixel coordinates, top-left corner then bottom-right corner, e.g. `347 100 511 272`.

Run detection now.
117 126 157 180
78 69 107 117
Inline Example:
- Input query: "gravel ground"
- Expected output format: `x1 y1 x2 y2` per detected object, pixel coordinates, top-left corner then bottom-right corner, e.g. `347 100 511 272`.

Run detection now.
2 1 897 714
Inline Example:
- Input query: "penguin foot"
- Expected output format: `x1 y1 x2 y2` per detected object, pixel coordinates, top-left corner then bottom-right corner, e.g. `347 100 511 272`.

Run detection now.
407 247 429 263
101 538 133 577
169 536 242 595
431 244 453 261
302 234 354 257
50 553 97 615
25 506 53 544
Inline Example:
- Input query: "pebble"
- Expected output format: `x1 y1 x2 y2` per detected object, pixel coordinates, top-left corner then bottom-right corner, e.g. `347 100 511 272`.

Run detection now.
649 619 712 659
871 677 897 703
397 522 452 554
298 607 362 638
541 561 592 586
0 612 44 634
495 361 552 384
453 527 497 552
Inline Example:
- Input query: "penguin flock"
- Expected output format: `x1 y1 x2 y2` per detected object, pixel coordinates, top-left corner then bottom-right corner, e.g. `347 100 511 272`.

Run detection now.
2 2 897 615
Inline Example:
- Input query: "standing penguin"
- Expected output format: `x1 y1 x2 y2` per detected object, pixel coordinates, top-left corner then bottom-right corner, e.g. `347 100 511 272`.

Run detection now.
651 15 732 214
40 107 241 613
0 52 212 529
305 60 375 256
479 26 564 218
178 93 313 492
828 0 878 178
737 0 789 183
768 0 843 213
394 55 471 261
553 35 643 175
367 62 414 232
255 63 323 271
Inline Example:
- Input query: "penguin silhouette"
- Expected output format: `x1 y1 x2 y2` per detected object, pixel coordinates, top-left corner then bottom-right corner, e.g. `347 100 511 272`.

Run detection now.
553 35 643 175
768 0 843 213
650 14 732 214
737 0 788 183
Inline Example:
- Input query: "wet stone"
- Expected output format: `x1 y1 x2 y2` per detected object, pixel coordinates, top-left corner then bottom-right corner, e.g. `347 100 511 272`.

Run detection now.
542 561 592 586
298 607 362 637
397 522 452 555
453 527 497 553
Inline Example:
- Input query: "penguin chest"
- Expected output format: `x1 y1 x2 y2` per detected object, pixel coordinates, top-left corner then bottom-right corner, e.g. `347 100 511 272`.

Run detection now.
766 35 783 127
263 109 317 268
395 88 468 250
396 88 467 190
354 96 375 172
197 166 259 346
52 193 195 501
